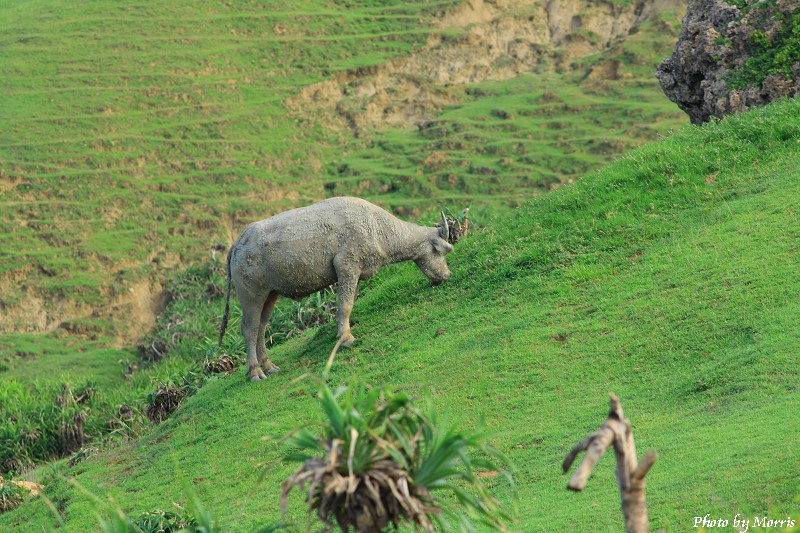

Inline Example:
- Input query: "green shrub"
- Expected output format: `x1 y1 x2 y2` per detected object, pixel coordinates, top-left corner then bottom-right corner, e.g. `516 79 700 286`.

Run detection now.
130 508 198 533
727 7 800 88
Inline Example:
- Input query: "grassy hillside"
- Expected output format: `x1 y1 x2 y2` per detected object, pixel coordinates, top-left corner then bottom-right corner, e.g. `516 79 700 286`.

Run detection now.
329 10 688 211
4 98 799 531
0 0 687 481
0 0 685 340
0 0 462 323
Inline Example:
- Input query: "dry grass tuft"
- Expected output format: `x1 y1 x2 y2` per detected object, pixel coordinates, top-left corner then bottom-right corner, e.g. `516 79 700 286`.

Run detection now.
145 383 188 423
203 354 240 374
283 439 440 532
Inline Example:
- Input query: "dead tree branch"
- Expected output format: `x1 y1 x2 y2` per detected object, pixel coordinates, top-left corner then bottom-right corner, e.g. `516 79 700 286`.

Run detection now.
562 393 657 533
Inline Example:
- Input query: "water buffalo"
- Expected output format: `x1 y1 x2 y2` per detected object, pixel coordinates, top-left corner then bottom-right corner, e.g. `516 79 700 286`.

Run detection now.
217 197 454 381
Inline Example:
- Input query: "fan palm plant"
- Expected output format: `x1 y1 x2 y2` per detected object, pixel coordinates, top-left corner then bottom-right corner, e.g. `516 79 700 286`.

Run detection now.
281 380 513 532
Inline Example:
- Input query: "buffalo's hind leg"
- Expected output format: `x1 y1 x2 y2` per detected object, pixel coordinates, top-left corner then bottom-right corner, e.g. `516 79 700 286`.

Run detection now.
334 271 359 348
257 292 281 375
243 292 281 382
241 298 268 382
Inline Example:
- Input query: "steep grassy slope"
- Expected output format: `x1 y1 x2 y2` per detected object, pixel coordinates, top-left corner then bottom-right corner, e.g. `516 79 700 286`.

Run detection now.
5 99 799 531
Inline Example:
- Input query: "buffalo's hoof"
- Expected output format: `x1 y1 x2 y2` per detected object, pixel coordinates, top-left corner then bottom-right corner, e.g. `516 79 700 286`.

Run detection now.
261 364 280 375
248 366 270 382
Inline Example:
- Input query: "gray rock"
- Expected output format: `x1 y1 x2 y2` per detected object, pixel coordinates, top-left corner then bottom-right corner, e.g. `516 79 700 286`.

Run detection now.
657 0 800 123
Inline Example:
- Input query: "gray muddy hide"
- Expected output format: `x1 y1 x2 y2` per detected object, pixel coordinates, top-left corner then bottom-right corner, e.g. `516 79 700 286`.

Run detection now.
218 197 454 381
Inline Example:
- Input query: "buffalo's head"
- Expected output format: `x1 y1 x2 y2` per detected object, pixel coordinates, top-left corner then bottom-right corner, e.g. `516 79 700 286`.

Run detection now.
415 211 454 286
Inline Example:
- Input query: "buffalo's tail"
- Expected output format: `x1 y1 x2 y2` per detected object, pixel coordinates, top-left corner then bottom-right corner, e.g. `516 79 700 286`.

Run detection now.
218 247 233 347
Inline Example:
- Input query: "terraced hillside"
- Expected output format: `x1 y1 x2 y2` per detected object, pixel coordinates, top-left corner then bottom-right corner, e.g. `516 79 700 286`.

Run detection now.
0 0 686 343
3 96 799 532
0 0 462 340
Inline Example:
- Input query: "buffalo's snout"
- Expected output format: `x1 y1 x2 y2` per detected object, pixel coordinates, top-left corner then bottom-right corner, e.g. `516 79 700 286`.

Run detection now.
416 244 452 287
431 269 450 286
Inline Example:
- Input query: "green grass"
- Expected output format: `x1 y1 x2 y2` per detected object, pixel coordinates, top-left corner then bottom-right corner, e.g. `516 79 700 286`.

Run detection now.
0 333 125 385
0 0 685 321
0 0 463 312
327 8 687 212
0 0 688 489
3 98 799 531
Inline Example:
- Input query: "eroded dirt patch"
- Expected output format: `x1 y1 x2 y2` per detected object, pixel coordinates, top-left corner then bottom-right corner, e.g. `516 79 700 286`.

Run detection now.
0 278 168 347
289 0 683 134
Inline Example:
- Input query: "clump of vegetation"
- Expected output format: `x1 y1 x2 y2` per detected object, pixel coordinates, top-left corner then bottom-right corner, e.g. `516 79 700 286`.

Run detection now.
281 378 512 532
727 8 800 89
0 475 25 513
128 507 198 532
54 384 93 456
58 410 87 457
144 378 197 424
143 386 182 424
202 353 240 374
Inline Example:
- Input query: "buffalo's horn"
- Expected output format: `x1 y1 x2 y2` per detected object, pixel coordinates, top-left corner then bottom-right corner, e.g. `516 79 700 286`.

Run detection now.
439 211 450 242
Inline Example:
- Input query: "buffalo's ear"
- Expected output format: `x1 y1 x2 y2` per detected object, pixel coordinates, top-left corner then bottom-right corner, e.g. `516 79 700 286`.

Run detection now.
432 236 454 254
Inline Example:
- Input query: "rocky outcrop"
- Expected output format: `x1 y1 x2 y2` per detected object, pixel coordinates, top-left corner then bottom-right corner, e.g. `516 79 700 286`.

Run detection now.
291 0 684 135
657 0 800 123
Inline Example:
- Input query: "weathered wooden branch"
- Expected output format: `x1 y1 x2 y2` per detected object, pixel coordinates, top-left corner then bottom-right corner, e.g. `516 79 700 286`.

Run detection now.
562 393 657 533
